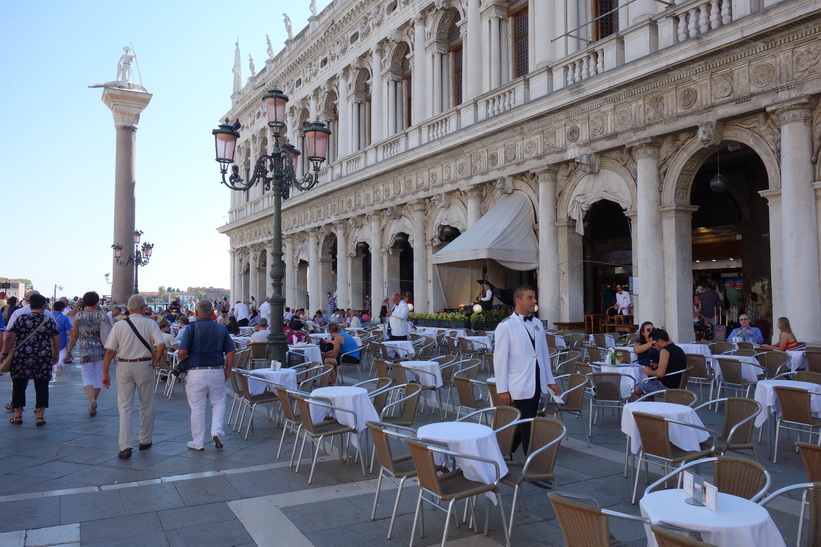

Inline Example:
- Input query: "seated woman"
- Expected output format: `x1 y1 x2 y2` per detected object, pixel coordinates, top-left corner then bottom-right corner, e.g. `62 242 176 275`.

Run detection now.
633 321 659 366
286 319 306 344
322 322 361 385
313 310 326 327
248 308 259 327
762 316 800 351
349 310 362 328
226 316 240 335
633 328 687 398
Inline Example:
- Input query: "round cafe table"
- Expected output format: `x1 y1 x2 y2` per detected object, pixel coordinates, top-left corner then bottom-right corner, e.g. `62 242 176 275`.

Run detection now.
622 402 708 454
309 386 379 435
246 368 297 396
640 489 785 547
401 360 443 388
417 421 508 489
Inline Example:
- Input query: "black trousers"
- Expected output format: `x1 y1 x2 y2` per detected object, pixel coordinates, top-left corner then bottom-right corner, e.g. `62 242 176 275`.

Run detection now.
511 365 541 455
388 334 408 341
237 318 249 327
12 378 49 409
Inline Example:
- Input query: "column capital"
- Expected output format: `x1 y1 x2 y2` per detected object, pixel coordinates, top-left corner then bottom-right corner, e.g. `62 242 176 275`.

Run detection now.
626 138 662 156
758 189 783 204
101 86 152 128
412 200 428 212
767 97 816 125
658 204 699 216
533 166 559 183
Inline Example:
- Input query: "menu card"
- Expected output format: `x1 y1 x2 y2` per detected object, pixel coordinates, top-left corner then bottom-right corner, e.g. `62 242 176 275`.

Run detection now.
704 482 718 511
270 360 281 371
683 471 705 506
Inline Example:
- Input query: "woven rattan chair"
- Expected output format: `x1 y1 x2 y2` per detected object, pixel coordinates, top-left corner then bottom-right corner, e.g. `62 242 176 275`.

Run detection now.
405 438 510 547
549 492 649 547
651 525 719 546
807 350 821 374
732 348 758 357
773 386 821 464
644 456 770 501
398 361 443 415
631 411 715 504
273 386 304 466
588 372 634 445
695 397 761 460
585 346 604 364
760 482 821 547
557 350 582 374
379 383 422 427
543 373 589 427
797 371 821 385
235 370 281 440
457 336 487 367
709 341 735 355
796 442 821 543
366 421 419 539
226 367 246 429
454 376 491 419
249 342 267 362
652 388 698 407
336 344 365 384
564 333 586 352
715 358 759 398
500 417 566 536
591 334 610 348
292 392 364 484
756 350 792 379
685 353 715 403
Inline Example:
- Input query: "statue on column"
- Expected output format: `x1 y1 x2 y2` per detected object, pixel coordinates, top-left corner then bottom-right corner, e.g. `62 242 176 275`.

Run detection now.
283 13 293 40
266 34 274 59
116 46 135 83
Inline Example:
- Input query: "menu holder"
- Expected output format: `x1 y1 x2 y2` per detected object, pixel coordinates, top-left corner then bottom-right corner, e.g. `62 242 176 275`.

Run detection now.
683 471 705 506
270 360 281 371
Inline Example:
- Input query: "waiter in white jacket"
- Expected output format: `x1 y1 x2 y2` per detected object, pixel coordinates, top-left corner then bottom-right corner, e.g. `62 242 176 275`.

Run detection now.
386 292 410 341
494 285 561 454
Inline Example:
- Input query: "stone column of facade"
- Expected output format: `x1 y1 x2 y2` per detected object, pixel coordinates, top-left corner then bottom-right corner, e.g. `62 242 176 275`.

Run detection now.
465 187 482 227
248 246 259 304
264 242 274 300
432 48 444 116
557 221 584 323
284 236 297 310
489 15 502 89
771 99 821 343
100 86 152 304
532 0 554 67
229 250 237 302
624 0 659 62
336 225 350 310
634 141 665 324
412 201 429 313
307 229 320 313
234 251 244 303
387 78 398 136
759 190 784 324
369 214 384 319
536 168 560 324
413 15 428 123
465 0 482 101
371 44 384 144
660 205 698 343
337 70 350 158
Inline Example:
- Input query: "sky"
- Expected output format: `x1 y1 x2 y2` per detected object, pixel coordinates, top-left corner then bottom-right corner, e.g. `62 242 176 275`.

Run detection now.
0 0 331 300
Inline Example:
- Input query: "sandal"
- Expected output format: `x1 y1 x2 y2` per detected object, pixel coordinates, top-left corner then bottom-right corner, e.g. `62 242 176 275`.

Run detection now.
9 416 22 425
36 417 46 426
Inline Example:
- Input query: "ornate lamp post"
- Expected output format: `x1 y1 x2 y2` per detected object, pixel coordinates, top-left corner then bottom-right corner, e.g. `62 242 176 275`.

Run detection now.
212 86 331 363
112 230 154 296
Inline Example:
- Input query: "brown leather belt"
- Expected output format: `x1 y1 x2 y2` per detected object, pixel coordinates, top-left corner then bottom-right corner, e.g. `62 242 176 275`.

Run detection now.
119 357 152 362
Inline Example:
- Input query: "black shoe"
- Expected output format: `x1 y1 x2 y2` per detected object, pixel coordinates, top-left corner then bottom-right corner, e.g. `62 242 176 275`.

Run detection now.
118 448 133 459
213 435 224 449
138 442 152 450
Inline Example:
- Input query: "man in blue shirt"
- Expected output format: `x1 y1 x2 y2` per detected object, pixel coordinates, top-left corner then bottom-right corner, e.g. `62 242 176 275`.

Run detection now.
177 300 235 451
727 314 764 344
51 301 73 373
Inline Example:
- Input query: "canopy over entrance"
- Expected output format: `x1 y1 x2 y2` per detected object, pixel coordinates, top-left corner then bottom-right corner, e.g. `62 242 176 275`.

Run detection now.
432 191 538 308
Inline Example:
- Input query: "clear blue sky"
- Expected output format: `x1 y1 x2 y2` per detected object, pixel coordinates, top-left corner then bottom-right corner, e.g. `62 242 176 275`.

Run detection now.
0 0 329 300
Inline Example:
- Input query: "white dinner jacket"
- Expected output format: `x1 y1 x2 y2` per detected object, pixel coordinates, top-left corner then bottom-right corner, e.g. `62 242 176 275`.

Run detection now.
493 314 555 400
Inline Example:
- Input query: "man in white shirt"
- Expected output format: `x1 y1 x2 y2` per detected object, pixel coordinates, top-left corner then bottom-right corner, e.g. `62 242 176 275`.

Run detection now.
386 292 410 340
246 318 270 345
612 284 632 315
234 300 250 326
259 296 271 326
283 307 295 322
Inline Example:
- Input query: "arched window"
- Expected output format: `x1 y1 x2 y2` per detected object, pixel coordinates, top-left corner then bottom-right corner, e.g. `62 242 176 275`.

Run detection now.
595 0 619 40
401 53 412 129
448 14 463 106
509 0 528 79
353 69 372 150
323 91 339 164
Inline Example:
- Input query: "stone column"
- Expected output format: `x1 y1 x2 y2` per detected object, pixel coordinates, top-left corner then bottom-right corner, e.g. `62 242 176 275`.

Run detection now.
387 78 398 136
284 236 297 309
432 49 444 115
336 225 350 310
660 205 698 343
371 44 384 143
100 86 152 304
248 246 259 304
308 229 320 313
634 141 665 324
412 202 429 313
770 99 821 343
465 187 482 227
413 15 428 123
536 168 560 324
489 15 502 89
630 0 658 24
337 70 350 158
759 190 784 325
557 221 584 323
465 0 482 100
229 249 237 302
532 0 554 67
370 214 384 319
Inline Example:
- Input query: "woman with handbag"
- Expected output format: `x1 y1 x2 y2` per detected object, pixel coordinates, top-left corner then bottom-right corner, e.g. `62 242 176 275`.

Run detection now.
66 291 111 417
1 294 59 425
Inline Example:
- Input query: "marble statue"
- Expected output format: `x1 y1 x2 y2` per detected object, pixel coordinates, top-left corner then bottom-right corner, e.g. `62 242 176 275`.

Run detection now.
310 0 317 16
116 46 135 83
266 34 274 58
284 13 293 40
248 54 256 77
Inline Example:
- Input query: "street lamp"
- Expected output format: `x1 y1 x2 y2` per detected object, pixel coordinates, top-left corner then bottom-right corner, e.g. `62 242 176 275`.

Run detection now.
112 229 154 295
104 273 112 285
212 86 331 363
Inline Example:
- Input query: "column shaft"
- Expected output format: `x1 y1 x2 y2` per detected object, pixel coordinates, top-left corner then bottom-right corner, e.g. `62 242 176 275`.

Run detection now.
635 143 664 324
465 0 482 99
370 215 384 319
371 45 384 143
284 237 297 309
308 230 320 313
112 125 136 302
537 169 560 323
413 16 428 123
412 202 429 313
336 227 350 310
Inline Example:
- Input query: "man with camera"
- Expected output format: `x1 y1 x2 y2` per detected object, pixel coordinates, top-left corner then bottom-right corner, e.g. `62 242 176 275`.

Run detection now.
176 300 235 451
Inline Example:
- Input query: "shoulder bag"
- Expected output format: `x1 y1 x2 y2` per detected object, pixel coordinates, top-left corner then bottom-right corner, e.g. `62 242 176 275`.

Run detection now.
1 317 50 373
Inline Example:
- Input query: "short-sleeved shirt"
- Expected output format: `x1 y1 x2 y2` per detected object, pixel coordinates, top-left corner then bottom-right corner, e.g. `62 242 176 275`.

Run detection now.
9 312 59 380
105 314 164 360
660 343 686 389
336 332 361 360
52 311 73 349
178 317 234 368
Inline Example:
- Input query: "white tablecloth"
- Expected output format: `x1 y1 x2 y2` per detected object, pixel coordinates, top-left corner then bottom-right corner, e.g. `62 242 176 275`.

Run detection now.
247 368 298 395
309 386 379 439
309 333 364 347
622 402 709 454
402 360 444 388
753 379 821 427
678 343 713 358
231 335 253 346
713 354 761 382
238 326 255 336
382 340 416 358
417 422 508 500
463 335 493 351
288 344 323 364
788 350 808 372
640 489 785 547
414 327 468 339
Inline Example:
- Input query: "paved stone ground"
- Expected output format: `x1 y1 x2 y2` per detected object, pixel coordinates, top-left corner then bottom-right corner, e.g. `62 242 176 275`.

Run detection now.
0 358 811 546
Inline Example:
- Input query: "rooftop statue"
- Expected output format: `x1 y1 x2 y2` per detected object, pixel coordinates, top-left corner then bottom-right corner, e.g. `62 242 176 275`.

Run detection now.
284 13 293 40
310 0 317 16
116 46 135 83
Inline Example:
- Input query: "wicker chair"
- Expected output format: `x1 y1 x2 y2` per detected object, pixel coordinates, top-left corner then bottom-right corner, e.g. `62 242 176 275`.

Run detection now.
336 344 365 384
234 370 281 440
249 342 267 362
614 347 633 363
715 358 760 398
644 456 771 502
454 376 491 419
500 417 566 536
457 405 522 460
631 411 716 504
797 371 821 385
695 397 761 460
543 373 589 429
651 525 719 546
591 333 611 348
773 386 821 464
588 372 635 445
549 492 649 547
807 349 821 374
709 341 735 355
685 353 715 403
635 388 698 407
273 386 304 466
366 421 419 539
756 350 792 379
556 350 583 374
397 361 442 415
457 336 487 367
405 438 510 547
759 482 821 547
585 346 604 364
564 333 586 352
354 377 393 414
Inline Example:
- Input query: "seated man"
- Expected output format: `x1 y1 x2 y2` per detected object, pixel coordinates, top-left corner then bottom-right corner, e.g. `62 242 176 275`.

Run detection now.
158 320 179 351
726 315 764 344
321 322 361 386
246 318 269 345
633 328 686 398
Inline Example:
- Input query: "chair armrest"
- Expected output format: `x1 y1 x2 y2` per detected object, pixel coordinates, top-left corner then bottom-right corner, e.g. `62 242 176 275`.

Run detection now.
759 482 816 506
663 418 717 451
548 491 601 507
456 407 497 424
423 444 503 483
725 401 762 446
644 457 719 497
693 398 727 411
379 387 418 418
402 365 437 382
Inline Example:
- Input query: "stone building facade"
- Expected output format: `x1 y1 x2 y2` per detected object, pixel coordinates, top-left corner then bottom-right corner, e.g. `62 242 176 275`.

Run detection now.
218 0 821 344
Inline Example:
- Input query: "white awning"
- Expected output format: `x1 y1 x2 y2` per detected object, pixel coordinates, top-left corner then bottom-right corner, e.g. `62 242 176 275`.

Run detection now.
432 191 538 270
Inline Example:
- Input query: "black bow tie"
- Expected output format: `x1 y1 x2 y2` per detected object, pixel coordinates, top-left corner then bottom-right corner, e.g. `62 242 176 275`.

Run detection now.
522 314 534 322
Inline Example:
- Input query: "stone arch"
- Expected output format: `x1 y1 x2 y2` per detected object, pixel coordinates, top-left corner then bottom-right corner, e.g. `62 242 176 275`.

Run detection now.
348 222 372 256
388 41 412 74
557 159 637 235
484 175 539 217
433 7 461 46
428 193 468 244
294 237 310 264
385 212 415 247
662 125 781 205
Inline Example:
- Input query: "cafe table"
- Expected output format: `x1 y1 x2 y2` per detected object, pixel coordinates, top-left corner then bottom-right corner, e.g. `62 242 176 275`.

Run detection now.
309 386 379 448
640 489 785 547
463 335 493 351
622 401 709 454
787 350 808 372
246 368 298 396
677 343 713 358
382 340 416 359
287 343 323 364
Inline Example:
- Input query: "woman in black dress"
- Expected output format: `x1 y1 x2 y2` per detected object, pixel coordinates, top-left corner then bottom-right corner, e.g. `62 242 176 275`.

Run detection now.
2 294 59 425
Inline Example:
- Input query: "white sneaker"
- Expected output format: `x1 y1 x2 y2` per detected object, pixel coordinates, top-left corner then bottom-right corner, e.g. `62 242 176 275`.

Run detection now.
187 442 204 451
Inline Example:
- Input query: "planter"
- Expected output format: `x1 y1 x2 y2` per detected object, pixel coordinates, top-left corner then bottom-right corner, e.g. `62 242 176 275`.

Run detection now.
471 320 500 332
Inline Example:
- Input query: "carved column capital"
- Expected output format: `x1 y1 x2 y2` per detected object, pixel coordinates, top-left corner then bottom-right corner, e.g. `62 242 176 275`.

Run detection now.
768 97 816 125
